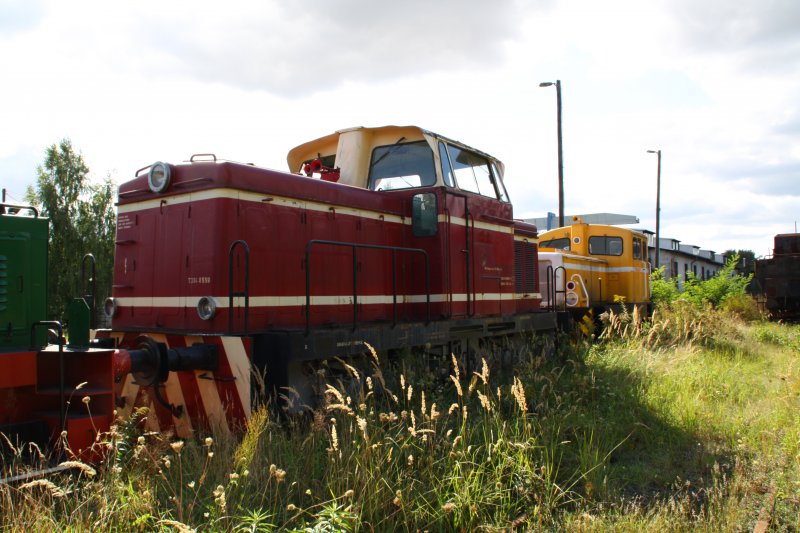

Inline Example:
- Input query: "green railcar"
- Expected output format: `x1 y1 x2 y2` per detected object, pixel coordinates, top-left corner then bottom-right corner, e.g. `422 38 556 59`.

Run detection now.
0 205 48 350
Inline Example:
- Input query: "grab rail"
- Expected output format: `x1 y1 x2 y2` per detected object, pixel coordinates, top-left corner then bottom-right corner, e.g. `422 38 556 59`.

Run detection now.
228 240 250 333
81 254 96 329
0 203 38 217
546 265 567 312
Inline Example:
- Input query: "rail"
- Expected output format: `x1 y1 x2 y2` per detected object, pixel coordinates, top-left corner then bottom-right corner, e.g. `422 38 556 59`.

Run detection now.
304 240 431 335
0 203 38 217
228 240 250 333
81 254 96 329
546 265 567 312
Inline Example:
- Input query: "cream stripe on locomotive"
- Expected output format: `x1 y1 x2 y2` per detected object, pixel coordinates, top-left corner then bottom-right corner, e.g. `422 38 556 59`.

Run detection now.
116 292 541 309
561 263 649 274
117 187 515 236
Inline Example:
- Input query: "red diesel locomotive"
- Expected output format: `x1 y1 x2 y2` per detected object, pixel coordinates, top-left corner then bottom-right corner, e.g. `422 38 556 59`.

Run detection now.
101 125 556 437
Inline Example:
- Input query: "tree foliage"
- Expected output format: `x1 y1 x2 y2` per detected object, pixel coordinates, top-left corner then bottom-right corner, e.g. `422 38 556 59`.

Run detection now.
723 249 756 275
25 139 116 321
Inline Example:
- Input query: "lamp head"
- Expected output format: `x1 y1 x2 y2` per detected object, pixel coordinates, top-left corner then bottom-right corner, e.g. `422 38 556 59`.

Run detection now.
539 82 554 87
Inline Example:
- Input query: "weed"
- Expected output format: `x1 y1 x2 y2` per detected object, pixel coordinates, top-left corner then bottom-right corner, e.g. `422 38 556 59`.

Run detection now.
2 319 798 531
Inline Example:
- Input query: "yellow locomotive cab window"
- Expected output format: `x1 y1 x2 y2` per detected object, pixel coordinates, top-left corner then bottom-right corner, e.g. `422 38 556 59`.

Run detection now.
540 237 570 250
589 236 623 256
633 238 642 259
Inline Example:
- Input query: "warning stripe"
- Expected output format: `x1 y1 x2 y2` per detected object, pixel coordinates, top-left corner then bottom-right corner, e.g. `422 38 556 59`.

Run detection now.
222 337 252 420
176 367 210 435
111 332 252 437
164 335 194 439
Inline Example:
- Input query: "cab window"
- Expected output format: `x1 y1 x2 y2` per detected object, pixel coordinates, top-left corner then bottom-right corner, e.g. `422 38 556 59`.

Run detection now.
539 237 570 250
491 162 510 202
632 238 643 260
369 141 436 191
446 144 498 199
589 236 623 256
438 141 455 187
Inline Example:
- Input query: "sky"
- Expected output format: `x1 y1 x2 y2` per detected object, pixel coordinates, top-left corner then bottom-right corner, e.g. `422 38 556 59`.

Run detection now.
1 0 798 257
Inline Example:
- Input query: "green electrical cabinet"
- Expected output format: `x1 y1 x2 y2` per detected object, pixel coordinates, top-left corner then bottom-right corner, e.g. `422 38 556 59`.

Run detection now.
0 208 48 350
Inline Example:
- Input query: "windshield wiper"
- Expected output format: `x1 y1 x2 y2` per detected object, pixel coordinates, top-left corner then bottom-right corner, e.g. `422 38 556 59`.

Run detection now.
369 136 407 170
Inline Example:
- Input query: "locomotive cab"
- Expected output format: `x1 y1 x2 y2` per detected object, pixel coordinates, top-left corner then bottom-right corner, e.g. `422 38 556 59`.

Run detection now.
286 126 526 317
287 126 509 198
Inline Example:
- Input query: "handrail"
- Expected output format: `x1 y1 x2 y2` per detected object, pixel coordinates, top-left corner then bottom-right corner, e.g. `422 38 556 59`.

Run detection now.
598 277 603 305
190 153 218 163
0 203 38 217
555 266 566 311
305 240 430 335
81 254 96 329
31 321 65 432
546 265 567 312
228 240 250 334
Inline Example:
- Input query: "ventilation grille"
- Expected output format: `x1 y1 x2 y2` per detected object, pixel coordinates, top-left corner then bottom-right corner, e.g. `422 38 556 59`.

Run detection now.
514 242 537 293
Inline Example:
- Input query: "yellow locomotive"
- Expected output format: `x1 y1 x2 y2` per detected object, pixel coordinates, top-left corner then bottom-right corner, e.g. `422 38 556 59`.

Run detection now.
537 218 651 317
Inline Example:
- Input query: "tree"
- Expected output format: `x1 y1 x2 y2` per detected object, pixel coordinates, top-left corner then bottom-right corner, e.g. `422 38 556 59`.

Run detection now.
25 139 116 322
723 249 756 276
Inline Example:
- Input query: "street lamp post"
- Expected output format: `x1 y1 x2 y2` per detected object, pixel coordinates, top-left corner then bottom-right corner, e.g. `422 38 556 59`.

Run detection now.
647 149 662 271
539 80 564 228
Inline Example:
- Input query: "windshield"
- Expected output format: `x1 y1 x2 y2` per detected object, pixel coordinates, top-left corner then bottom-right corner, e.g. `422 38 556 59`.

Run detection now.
368 141 436 191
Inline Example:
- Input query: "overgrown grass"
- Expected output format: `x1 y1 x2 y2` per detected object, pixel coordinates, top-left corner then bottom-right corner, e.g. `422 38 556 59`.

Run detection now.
2 310 799 531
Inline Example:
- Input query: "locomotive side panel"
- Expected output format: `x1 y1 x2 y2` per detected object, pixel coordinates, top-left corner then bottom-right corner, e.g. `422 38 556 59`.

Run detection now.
0 209 48 349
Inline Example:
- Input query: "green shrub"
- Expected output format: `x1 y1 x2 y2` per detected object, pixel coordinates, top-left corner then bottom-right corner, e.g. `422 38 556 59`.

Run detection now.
651 255 753 312
650 266 680 307
680 254 752 308
720 294 764 322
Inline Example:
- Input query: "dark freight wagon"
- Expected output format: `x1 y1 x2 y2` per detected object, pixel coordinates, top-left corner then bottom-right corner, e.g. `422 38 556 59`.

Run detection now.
754 234 800 320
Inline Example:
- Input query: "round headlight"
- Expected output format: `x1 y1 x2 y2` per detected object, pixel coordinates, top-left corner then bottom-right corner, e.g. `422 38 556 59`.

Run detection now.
197 296 217 320
147 162 172 193
104 297 118 318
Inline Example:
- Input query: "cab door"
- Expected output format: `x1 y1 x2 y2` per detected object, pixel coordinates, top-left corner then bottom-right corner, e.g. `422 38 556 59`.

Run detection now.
440 141 513 318
442 190 471 317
